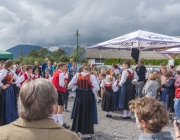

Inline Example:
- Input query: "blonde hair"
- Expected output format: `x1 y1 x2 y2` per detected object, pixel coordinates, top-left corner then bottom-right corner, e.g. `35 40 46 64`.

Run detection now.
107 76 113 82
160 66 167 76
148 74 156 81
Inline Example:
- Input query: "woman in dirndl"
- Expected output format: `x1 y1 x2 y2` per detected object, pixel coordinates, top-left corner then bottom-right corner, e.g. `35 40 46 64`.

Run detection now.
68 66 99 140
118 60 139 119
101 75 119 118
0 60 19 126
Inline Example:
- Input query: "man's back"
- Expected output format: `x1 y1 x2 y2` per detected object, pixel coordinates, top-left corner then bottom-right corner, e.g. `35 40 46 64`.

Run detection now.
0 118 80 140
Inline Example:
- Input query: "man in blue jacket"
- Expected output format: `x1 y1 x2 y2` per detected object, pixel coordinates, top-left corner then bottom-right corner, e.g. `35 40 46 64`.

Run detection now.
41 58 49 77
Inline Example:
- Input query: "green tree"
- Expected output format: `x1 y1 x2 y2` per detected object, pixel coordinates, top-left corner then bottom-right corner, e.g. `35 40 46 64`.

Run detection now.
59 55 70 62
71 46 86 62
27 50 41 58
52 48 66 58
40 47 49 58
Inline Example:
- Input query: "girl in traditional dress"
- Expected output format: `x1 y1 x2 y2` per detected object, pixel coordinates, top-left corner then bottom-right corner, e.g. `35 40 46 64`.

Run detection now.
118 60 139 119
44 69 51 80
160 72 175 112
101 76 119 118
68 66 99 139
0 60 19 125
33 69 41 79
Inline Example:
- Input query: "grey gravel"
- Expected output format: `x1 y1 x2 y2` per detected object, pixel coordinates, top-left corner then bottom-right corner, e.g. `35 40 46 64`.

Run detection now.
63 93 175 140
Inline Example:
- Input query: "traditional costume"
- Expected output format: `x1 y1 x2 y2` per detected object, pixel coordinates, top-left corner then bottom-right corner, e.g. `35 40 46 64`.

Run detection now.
18 71 24 77
0 69 19 126
33 75 41 80
68 71 99 136
118 69 138 119
52 70 67 127
45 73 51 80
160 78 175 111
16 72 33 87
14 67 21 76
101 80 119 117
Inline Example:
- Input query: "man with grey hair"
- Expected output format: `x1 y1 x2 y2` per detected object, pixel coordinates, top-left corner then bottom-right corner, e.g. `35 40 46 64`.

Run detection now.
33 61 41 74
41 58 49 77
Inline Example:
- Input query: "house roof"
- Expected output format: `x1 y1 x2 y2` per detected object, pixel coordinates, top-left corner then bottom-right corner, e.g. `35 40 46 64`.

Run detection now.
86 49 171 59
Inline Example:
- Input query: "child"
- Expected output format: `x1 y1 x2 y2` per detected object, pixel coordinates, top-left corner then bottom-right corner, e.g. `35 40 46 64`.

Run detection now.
33 69 41 79
44 69 51 80
51 62 69 129
99 73 106 99
160 72 175 112
101 76 119 118
16 65 33 87
142 74 158 99
129 97 173 140
94 71 101 103
152 70 161 99
18 65 26 77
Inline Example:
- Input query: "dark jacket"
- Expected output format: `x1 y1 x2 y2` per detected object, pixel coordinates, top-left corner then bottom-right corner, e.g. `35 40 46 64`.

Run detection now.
33 66 41 74
138 131 173 140
135 65 146 82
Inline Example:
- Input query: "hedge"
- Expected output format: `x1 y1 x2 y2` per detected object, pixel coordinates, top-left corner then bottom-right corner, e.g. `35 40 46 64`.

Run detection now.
104 58 180 65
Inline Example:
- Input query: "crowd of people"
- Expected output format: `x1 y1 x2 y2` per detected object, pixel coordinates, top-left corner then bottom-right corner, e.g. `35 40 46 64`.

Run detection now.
0 58 180 140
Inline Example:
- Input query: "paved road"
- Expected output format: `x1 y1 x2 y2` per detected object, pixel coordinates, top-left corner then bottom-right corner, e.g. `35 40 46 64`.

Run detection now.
63 93 175 140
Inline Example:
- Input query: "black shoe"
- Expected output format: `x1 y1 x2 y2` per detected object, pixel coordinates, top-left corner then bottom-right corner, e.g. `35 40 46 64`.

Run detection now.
121 116 127 120
127 116 131 119
106 114 109 118
62 123 70 129
108 115 112 118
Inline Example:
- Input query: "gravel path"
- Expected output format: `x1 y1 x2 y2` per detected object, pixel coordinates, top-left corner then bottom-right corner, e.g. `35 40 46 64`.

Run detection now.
63 93 175 140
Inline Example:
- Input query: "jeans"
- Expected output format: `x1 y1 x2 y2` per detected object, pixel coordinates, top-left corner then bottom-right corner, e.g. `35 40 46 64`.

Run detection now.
174 98 180 118
135 81 144 98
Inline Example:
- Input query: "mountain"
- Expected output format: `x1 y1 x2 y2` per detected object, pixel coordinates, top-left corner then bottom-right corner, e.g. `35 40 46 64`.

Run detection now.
6 45 76 59
6 45 42 58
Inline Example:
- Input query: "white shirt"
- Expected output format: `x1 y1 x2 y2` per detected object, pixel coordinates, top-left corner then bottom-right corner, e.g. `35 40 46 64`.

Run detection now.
16 72 33 87
119 69 139 86
100 80 119 92
0 69 19 86
68 72 100 94
51 70 65 87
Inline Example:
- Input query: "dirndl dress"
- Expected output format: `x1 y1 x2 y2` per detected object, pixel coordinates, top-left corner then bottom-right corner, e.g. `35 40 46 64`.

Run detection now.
117 71 135 110
102 84 116 112
0 74 18 126
70 88 98 135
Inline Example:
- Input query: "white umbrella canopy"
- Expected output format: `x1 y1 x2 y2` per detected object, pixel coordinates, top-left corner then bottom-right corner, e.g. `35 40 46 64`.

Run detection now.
88 30 180 50
157 47 180 54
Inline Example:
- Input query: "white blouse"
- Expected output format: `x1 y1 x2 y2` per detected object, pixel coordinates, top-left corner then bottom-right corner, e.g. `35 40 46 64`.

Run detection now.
68 72 100 94
100 80 119 92
0 69 19 86
16 72 34 87
119 69 139 86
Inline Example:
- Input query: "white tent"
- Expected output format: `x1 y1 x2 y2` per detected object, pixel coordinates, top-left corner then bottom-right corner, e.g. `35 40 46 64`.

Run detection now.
88 30 180 50
157 47 180 54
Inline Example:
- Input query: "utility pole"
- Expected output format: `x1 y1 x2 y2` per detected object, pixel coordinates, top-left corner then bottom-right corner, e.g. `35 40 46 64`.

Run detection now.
73 29 81 68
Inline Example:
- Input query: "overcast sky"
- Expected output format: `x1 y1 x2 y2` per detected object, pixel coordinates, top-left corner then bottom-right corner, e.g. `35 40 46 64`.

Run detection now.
0 0 180 50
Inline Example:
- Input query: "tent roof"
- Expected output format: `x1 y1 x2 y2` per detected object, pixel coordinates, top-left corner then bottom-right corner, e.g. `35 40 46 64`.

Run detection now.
0 50 12 54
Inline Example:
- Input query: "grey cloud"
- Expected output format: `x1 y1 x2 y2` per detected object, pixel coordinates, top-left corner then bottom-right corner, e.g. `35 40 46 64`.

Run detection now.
0 0 180 50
